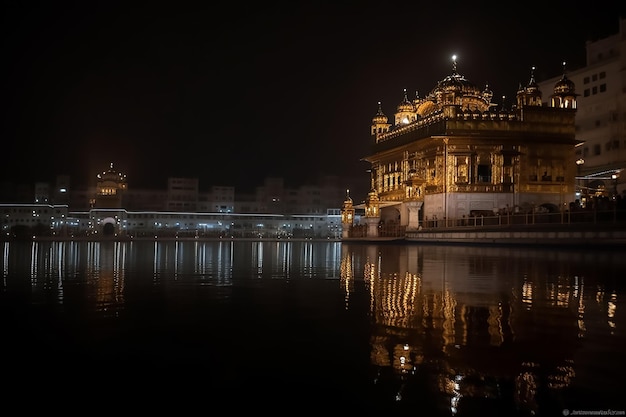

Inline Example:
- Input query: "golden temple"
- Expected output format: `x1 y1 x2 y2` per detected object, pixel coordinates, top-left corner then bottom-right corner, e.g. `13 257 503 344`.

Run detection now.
343 57 578 238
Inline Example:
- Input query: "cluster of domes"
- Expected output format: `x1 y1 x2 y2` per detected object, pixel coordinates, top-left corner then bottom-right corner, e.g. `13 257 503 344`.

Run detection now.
371 58 577 133
428 59 494 112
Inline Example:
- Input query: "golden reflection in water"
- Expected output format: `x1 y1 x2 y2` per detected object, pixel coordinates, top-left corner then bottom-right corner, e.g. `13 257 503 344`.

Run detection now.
487 304 504 347
522 278 533 310
608 291 617 333
339 250 354 310
515 362 539 414
577 276 586 337
90 242 126 317
337 245 621 413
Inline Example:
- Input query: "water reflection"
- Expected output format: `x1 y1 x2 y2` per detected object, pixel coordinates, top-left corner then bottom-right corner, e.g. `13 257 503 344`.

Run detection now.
341 243 625 414
1 240 624 414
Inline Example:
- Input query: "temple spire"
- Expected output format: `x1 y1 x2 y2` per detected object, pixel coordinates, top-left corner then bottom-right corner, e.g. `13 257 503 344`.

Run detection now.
528 66 536 86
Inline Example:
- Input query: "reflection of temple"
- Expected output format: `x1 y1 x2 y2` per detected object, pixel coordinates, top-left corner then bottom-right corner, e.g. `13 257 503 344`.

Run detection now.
344 57 578 237
88 241 126 317
340 245 605 414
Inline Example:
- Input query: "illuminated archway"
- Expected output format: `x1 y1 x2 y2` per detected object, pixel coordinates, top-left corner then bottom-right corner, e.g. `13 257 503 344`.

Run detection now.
101 217 117 236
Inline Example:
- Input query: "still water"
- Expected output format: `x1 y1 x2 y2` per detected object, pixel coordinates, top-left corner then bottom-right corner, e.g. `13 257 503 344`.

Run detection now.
1 239 625 415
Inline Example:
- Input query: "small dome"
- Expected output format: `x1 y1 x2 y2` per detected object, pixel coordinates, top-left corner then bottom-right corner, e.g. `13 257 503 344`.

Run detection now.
342 189 353 207
429 58 482 100
97 162 126 181
554 73 575 95
525 66 541 95
482 83 493 101
397 89 415 113
372 102 388 124
437 73 478 94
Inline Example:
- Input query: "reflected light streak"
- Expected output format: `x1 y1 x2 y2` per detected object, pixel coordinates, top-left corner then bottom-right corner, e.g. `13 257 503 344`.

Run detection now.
53 241 64 303
255 242 263 277
488 304 504 346
450 374 462 415
577 276 586 337
522 278 533 310
30 242 38 284
596 285 605 304
86 242 100 282
515 369 538 414
556 282 570 307
283 242 291 277
153 241 159 283
302 242 313 278
548 360 576 389
327 242 341 278
340 251 354 310
2 242 8 282
216 242 223 283
92 242 126 317
608 291 617 332
442 289 456 347
174 240 180 280
375 272 421 329
364 259 377 314
194 241 205 275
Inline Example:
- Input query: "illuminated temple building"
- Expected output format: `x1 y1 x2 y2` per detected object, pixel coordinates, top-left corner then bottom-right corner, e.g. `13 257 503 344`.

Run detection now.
342 57 578 238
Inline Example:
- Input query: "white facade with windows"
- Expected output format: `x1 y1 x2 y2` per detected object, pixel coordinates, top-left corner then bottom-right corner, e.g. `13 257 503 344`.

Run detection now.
537 17 625 198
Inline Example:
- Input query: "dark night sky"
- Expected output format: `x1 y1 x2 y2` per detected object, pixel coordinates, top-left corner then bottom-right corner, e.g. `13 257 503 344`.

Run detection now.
2 2 625 197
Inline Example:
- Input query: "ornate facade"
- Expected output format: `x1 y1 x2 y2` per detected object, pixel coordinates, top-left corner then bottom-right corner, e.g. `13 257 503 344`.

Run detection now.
346 58 578 234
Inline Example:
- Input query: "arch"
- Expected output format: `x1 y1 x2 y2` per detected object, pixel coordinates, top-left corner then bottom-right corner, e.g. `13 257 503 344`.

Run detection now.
381 206 401 223
101 217 117 236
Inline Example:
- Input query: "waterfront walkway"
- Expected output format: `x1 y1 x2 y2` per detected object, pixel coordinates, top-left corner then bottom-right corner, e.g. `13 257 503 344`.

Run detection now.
345 208 626 247
404 223 626 247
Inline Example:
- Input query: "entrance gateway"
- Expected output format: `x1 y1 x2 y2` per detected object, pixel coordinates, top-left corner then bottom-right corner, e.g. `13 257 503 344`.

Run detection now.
101 217 117 236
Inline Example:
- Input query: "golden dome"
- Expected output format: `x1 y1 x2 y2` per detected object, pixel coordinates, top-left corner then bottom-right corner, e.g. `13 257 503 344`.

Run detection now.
482 83 494 101
433 72 480 95
554 74 575 95
372 101 388 124
397 89 415 113
425 56 492 112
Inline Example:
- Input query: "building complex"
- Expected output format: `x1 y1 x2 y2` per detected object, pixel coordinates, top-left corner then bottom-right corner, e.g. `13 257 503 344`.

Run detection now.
2 166 348 239
3 19 625 241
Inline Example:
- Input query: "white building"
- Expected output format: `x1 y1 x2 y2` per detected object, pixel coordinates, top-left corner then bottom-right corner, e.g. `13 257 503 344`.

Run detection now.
537 17 626 199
